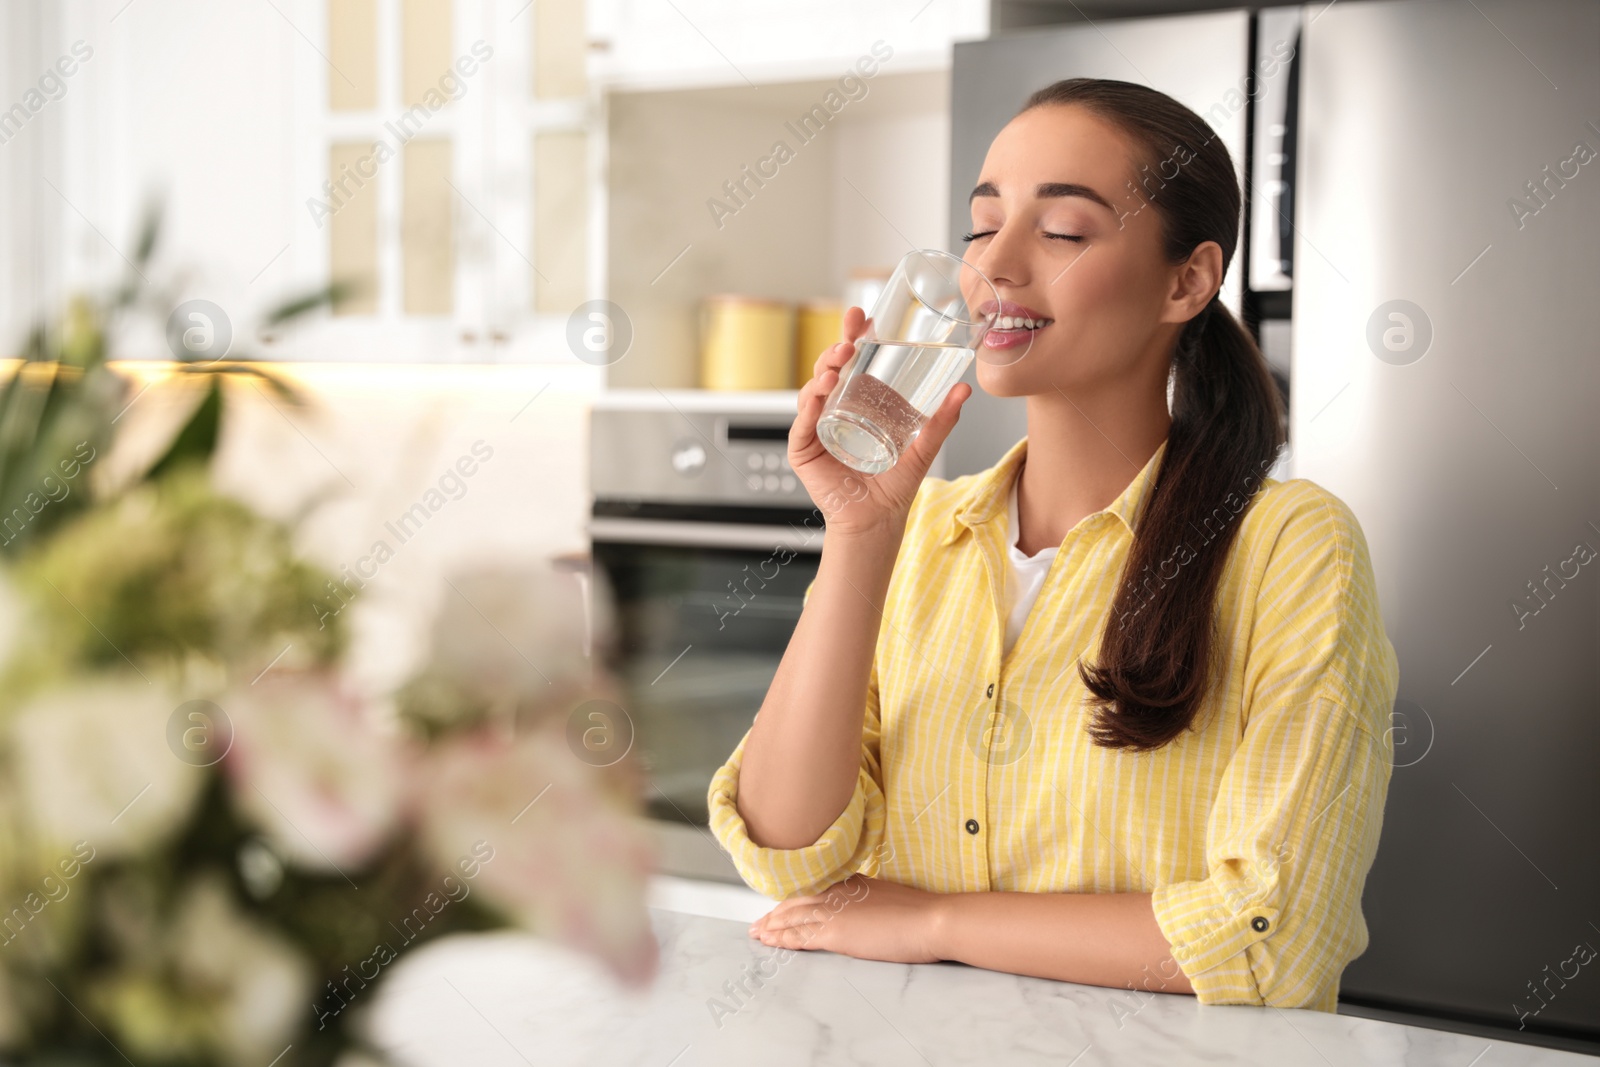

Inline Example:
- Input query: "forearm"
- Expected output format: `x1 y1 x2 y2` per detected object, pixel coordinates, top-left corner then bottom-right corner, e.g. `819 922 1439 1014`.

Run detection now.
738 525 902 850
928 891 1195 997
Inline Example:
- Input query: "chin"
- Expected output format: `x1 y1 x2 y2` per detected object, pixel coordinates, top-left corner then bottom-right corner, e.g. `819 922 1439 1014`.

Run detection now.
974 356 1042 399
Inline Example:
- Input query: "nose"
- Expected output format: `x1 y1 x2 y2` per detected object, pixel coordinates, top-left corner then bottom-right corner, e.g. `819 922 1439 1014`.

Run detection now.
967 223 1028 296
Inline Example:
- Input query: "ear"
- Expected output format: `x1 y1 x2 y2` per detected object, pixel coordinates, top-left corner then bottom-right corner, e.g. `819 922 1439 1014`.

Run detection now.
1161 240 1224 324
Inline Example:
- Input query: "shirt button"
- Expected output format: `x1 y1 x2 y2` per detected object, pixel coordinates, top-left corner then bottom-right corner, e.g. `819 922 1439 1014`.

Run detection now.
985 683 995 698
1251 916 1269 932
964 818 980 835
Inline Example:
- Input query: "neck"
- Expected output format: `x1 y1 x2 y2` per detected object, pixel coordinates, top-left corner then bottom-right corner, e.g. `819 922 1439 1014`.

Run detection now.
1014 382 1172 556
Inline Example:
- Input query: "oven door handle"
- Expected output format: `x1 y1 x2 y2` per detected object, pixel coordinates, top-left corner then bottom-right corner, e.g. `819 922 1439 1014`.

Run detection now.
587 516 826 553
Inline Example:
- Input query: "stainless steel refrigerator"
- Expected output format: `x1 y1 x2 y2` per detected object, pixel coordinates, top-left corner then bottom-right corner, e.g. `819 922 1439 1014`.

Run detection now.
946 0 1599 1050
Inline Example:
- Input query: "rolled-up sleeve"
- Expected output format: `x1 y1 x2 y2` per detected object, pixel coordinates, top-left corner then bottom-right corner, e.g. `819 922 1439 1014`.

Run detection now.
1151 486 1400 1011
706 583 889 900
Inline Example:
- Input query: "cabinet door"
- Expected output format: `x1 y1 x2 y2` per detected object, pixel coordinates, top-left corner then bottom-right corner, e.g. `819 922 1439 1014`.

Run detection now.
294 0 598 363
28 0 597 364
588 0 988 91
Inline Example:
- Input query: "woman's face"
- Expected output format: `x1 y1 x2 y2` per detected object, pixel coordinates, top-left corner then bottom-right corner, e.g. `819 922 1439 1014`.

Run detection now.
961 103 1211 398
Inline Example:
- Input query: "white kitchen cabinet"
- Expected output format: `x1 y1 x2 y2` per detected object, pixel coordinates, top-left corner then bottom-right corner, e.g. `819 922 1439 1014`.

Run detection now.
587 0 988 91
18 0 599 365
287 0 600 363
13 0 983 370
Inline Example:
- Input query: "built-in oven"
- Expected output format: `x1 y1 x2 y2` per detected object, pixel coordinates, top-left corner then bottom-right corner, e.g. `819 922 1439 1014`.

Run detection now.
587 391 824 882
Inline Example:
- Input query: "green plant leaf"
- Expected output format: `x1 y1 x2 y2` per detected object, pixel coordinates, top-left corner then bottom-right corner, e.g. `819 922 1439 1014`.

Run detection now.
144 376 221 483
263 281 356 328
132 196 163 268
208 363 304 407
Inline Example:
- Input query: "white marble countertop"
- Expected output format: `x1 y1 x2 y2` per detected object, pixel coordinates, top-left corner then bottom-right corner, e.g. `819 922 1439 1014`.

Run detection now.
368 895 1595 1067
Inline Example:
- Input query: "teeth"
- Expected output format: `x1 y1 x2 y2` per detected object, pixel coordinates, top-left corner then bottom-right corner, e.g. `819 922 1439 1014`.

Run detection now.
996 315 1047 330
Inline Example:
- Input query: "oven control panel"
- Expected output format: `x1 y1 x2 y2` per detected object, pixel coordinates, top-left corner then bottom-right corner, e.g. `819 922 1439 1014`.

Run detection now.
736 446 799 495
664 438 797 495
592 393 813 505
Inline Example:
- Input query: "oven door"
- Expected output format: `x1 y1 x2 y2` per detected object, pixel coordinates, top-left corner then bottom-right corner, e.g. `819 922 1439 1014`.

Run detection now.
589 513 823 882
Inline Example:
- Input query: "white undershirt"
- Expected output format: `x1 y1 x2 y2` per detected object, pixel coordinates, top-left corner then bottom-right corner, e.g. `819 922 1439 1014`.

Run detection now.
1003 471 1058 656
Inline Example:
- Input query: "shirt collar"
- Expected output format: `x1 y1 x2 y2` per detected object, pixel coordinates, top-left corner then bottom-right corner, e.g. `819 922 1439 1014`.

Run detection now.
939 435 1169 547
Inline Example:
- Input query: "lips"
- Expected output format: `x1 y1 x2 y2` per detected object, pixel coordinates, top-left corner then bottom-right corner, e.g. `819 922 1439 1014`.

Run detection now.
976 299 1052 351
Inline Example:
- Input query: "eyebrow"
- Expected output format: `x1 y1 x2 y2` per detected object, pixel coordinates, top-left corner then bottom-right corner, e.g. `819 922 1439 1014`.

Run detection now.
968 180 1114 212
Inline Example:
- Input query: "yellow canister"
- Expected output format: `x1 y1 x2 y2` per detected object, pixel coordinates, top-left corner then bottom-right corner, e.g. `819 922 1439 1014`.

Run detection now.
700 295 795 390
794 300 844 384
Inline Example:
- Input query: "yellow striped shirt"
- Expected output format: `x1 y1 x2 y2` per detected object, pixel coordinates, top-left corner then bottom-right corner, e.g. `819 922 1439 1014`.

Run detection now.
707 435 1400 1011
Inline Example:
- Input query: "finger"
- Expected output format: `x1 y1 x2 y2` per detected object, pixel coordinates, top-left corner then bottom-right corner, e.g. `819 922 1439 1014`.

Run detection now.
813 340 855 379
810 312 867 383
763 922 825 950
904 381 972 468
840 305 866 343
763 904 830 931
800 344 855 415
791 371 836 448
793 356 850 452
798 360 837 405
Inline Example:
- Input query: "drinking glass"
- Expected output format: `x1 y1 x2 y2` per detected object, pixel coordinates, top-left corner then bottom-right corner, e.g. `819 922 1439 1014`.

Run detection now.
815 249 999 475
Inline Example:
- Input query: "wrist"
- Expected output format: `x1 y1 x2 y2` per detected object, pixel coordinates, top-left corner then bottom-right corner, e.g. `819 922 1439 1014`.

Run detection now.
822 519 905 551
924 892 960 962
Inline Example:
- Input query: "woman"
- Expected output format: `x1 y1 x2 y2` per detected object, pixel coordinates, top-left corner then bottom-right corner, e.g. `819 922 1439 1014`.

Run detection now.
707 77 1399 1012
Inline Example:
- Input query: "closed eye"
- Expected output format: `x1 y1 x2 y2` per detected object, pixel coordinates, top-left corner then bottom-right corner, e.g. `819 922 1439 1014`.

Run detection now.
960 229 1084 243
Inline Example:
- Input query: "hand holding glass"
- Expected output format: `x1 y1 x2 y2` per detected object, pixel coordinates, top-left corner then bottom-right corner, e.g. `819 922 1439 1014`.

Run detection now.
815 249 999 475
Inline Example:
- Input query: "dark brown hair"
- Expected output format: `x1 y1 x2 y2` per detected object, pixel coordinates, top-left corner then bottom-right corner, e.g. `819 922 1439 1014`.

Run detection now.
1019 78 1287 751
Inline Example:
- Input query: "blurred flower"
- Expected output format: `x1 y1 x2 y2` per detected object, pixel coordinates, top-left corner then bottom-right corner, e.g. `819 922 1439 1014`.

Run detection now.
2 465 344 701
417 722 659 989
173 877 310 1063
224 671 408 874
93 874 310 1065
396 564 610 737
9 676 205 860
0 220 580 1063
